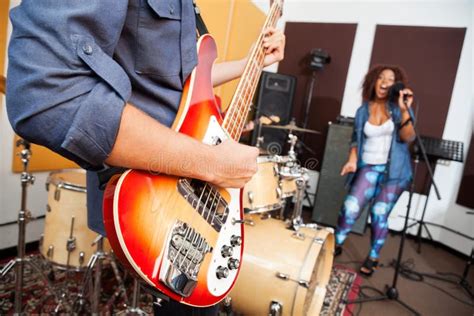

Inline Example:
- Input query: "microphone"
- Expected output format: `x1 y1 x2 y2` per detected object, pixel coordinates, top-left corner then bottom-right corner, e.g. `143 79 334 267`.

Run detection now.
388 81 412 104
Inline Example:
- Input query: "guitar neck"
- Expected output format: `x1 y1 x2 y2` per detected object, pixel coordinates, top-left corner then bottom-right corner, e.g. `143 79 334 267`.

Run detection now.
222 1 282 141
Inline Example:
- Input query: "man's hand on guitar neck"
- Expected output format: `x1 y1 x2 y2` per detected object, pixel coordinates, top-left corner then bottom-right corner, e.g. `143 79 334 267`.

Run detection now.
211 27 286 87
208 139 259 188
262 27 285 67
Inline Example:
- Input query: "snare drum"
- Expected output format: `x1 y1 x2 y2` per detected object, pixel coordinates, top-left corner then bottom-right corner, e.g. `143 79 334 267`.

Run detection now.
41 170 109 269
243 156 282 213
229 216 334 316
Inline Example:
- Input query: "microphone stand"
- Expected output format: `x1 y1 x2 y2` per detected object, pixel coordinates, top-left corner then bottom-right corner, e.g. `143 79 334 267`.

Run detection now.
347 99 439 315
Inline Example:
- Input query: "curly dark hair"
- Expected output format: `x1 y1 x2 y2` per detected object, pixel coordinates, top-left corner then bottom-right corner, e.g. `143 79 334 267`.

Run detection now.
362 64 408 102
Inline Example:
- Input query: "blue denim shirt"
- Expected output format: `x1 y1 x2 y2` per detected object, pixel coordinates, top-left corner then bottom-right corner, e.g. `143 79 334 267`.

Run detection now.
346 101 414 188
6 0 198 235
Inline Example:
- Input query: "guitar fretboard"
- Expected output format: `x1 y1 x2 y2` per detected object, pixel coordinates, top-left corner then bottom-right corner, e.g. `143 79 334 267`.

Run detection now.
222 1 282 141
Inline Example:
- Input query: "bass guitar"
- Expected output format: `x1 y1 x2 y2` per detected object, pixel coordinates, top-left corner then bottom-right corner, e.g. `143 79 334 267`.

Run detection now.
103 0 283 307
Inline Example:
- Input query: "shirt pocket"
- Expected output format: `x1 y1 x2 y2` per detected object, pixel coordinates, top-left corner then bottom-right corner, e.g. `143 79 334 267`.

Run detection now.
135 0 182 77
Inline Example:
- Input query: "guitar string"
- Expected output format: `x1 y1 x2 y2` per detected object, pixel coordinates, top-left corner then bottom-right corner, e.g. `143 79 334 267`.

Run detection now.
177 183 207 268
231 2 279 138
224 4 279 140
206 184 221 223
233 7 280 139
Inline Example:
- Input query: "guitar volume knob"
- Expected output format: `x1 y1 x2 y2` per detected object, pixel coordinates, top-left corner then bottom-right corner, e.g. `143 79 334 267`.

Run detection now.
216 266 229 279
228 258 240 270
230 235 242 247
221 245 233 258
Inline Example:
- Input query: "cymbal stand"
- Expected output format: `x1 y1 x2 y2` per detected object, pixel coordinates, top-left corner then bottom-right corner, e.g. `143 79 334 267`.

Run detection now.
287 130 298 162
0 139 62 314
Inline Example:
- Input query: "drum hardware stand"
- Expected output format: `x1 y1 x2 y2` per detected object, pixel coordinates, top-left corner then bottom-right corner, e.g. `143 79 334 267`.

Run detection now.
221 296 235 316
104 256 130 311
116 278 147 315
346 102 433 316
287 129 316 210
65 216 78 269
286 173 317 233
0 139 64 314
74 235 107 315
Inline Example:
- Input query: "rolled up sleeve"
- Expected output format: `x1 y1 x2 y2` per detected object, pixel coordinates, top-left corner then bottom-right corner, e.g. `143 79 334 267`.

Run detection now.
6 1 131 170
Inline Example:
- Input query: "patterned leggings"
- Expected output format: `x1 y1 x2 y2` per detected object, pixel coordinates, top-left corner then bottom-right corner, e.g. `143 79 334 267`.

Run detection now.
335 164 409 259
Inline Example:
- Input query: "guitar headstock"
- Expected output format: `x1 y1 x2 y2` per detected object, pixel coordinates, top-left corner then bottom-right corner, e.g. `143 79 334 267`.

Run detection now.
270 0 284 17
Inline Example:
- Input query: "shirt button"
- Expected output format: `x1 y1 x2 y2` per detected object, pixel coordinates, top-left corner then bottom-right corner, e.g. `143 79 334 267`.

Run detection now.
169 4 174 14
83 44 93 55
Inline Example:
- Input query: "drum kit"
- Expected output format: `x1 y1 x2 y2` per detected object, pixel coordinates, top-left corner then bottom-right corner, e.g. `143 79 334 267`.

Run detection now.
0 119 335 315
230 120 336 316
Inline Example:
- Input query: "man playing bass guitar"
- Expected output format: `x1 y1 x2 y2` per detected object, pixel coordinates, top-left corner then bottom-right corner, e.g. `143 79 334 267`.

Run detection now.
6 0 285 314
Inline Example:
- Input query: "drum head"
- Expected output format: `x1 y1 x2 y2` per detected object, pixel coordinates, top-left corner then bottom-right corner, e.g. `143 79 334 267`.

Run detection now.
230 217 334 316
47 169 86 191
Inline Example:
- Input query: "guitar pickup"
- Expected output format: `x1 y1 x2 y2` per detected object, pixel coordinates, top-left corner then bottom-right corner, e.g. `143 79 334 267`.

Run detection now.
177 179 229 232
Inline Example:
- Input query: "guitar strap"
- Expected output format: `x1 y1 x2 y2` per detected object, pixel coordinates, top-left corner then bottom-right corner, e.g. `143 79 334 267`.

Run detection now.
193 0 209 36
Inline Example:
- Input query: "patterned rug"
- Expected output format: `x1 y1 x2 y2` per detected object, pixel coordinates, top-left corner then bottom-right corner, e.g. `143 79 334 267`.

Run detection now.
1 255 359 315
320 265 362 316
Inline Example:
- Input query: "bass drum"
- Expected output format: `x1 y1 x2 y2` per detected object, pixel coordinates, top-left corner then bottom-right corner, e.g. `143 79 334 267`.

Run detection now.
229 216 334 316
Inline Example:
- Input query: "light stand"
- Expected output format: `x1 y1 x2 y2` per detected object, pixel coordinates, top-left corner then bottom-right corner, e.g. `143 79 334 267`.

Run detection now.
0 139 62 314
301 48 330 129
300 49 329 210
302 70 317 130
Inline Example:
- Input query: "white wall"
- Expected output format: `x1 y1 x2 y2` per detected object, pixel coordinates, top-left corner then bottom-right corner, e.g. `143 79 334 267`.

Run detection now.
0 0 47 250
256 0 473 255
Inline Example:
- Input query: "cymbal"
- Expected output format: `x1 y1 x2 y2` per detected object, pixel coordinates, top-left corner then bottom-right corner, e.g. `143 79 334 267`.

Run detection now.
0 75 5 95
262 121 321 134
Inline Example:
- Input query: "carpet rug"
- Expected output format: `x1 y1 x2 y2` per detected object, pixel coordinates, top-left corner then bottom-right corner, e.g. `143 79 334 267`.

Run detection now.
1 255 360 315
320 265 362 316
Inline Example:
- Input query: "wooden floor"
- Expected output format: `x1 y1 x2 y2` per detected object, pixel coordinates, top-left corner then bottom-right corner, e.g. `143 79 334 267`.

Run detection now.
333 227 474 316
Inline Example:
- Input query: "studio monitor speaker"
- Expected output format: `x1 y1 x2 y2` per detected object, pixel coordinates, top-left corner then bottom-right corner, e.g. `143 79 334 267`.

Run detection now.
312 122 368 234
252 71 296 153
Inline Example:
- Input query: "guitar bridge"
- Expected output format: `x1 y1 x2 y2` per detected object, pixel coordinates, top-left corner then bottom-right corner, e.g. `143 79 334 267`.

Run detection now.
177 179 229 231
160 220 212 297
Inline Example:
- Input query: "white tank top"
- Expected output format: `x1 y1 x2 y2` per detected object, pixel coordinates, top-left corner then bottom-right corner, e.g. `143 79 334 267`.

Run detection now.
362 119 394 165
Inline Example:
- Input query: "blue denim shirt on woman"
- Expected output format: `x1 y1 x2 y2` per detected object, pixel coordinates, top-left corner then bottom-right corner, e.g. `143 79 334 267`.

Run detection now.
6 0 198 235
346 101 415 188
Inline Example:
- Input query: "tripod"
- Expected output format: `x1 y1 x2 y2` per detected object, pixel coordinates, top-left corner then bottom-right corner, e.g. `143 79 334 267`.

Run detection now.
417 215 473 300
0 139 62 314
406 136 464 253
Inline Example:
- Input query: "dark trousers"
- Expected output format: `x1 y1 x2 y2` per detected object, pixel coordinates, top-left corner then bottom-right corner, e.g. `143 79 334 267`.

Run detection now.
153 299 219 316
